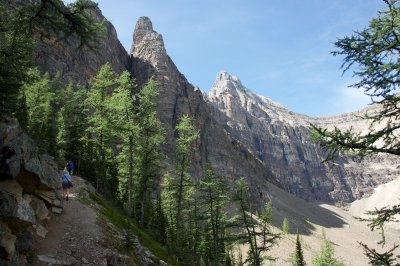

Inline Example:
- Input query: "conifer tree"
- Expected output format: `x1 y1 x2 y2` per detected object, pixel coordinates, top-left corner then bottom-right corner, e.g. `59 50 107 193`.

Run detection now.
234 178 280 266
312 232 345 266
85 63 118 192
291 234 306 266
161 115 199 261
108 71 137 214
22 68 57 154
282 217 290 234
198 164 231 265
134 78 165 227
311 1 400 263
173 115 199 247
57 84 89 175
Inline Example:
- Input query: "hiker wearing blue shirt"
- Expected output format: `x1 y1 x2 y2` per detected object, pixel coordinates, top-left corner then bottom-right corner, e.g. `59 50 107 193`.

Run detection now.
61 168 73 201
66 161 74 175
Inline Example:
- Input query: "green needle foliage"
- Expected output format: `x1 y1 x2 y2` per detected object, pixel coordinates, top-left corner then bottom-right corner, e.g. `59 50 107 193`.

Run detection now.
234 178 280 266
312 232 345 266
282 217 290 234
310 1 400 264
290 234 306 266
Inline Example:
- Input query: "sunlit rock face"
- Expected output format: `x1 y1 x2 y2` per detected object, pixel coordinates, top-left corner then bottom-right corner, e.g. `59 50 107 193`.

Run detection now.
207 71 399 202
130 17 280 195
29 3 399 205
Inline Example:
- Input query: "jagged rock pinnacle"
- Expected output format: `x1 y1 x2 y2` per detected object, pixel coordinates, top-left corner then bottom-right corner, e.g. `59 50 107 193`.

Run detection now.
130 16 167 66
210 70 245 99
135 16 153 32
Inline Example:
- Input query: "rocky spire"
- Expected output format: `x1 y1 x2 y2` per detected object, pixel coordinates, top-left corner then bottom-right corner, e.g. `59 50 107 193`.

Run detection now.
209 70 246 99
130 16 167 65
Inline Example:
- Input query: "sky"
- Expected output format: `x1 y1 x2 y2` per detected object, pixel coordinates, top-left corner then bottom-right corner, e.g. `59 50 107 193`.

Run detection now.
85 0 385 116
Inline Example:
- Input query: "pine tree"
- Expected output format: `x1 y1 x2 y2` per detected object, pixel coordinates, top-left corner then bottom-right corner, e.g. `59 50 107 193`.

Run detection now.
57 84 88 176
282 217 290 234
134 78 165 227
22 68 58 154
312 232 345 266
198 164 230 265
291 234 306 266
84 63 118 192
310 1 400 263
174 115 199 247
234 178 280 266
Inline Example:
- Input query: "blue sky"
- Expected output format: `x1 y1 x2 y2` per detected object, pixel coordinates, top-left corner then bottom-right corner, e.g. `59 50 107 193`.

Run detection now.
89 0 385 116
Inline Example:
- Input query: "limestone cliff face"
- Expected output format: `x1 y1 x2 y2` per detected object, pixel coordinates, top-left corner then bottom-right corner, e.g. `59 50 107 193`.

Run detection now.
207 71 400 202
34 4 131 85
130 17 279 192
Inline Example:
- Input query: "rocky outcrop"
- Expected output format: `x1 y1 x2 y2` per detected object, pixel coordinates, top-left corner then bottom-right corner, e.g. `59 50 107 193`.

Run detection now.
34 3 131 85
206 71 400 202
0 116 62 265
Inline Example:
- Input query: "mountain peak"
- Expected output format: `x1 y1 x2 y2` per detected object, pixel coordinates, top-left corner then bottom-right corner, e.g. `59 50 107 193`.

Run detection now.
209 70 245 99
131 16 166 58
134 16 153 33
216 70 241 83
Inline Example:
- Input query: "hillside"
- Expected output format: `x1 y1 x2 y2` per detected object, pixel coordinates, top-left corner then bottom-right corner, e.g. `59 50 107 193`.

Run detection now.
1 1 399 265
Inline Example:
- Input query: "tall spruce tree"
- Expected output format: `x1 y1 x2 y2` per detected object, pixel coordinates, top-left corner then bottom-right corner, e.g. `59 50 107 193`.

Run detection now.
84 63 118 192
291 234 306 266
22 68 57 154
134 78 165 227
312 232 345 266
310 1 400 263
57 84 89 176
234 178 280 266
161 114 199 261
174 115 199 249
108 71 137 214
197 164 231 265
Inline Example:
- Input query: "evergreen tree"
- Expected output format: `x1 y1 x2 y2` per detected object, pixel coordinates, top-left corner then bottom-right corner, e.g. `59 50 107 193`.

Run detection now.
198 164 231 265
134 78 165 227
173 115 199 247
57 83 88 175
22 68 58 154
282 217 290 234
108 71 137 214
290 234 306 266
312 232 345 266
234 178 280 266
311 1 400 263
84 63 118 192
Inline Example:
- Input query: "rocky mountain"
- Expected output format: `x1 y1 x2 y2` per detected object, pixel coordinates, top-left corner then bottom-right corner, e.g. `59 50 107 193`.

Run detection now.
130 17 280 198
206 71 400 202
34 3 131 85
27 3 398 206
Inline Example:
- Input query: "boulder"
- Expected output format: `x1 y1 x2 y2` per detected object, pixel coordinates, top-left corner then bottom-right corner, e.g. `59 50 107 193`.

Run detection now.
0 180 35 231
29 196 49 221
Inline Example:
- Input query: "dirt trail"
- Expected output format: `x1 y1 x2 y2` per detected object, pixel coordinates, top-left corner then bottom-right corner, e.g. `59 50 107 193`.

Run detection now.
32 176 112 266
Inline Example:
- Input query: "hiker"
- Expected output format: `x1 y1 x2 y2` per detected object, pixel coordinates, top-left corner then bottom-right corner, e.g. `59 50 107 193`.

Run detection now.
66 160 74 175
61 168 73 201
